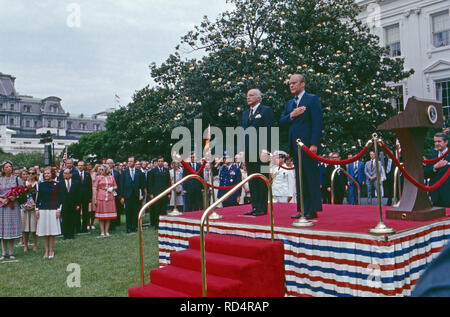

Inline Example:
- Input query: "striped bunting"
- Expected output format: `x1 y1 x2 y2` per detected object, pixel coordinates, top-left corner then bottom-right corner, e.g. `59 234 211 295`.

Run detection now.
157 216 450 297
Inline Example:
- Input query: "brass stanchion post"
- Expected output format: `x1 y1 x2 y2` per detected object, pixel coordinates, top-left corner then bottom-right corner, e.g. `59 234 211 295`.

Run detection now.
292 139 314 228
369 134 395 235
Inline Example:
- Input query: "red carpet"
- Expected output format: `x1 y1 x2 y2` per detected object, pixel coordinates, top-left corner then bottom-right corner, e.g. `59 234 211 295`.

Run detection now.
180 203 450 234
128 233 285 297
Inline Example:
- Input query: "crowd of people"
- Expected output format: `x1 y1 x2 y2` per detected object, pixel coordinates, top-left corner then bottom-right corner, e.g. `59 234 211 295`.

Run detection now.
0 72 448 262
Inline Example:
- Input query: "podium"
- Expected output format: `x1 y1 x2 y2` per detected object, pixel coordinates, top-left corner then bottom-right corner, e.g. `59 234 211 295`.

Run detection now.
378 96 445 221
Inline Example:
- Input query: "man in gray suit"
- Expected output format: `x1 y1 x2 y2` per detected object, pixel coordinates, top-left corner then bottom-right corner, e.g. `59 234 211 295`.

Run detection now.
365 151 383 205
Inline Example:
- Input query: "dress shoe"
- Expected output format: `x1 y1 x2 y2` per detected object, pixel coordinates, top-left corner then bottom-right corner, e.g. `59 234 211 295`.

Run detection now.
291 213 301 219
253 211 267 216
244 208 257 216
305 212 317 220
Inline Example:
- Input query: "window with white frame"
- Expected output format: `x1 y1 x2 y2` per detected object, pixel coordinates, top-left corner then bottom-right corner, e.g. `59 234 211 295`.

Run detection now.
432 11 449 48
391 85 404 113
436 79 450 117
385 24 401 57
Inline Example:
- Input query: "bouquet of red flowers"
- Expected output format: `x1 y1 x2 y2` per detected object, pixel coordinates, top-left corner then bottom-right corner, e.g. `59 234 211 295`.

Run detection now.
1 185 36 209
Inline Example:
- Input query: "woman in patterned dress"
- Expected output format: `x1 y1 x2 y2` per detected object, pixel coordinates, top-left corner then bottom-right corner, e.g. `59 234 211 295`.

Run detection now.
93 165 117 237
22 167 39 252
35 167 61 259
0 161 23 261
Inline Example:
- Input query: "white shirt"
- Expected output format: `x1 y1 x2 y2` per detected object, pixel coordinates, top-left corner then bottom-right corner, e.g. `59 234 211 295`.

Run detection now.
295 90 306 106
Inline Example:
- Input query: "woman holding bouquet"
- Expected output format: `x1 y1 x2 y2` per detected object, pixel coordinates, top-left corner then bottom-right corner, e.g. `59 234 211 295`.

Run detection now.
0 161 23 261
36 167 61 259
22 167 39 252
93 165 117 237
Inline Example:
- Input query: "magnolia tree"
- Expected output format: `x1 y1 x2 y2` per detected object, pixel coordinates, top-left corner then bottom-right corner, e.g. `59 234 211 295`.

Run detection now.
91 0 413 161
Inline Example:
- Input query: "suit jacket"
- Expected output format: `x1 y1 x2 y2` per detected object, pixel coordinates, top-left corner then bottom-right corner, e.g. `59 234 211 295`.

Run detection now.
182 162 203 195
240 104 274 163
324 165 346 197
147 167 171 196
365 160 383 180
58 178 81 212
112 169 121 197
78 170 92 203
119 167 145 200
347 160 366 185
59 167 80 183
424 149 450 207
279 92 323 154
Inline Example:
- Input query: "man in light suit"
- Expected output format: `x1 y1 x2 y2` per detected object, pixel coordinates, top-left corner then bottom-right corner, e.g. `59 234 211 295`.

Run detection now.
424 132 450 207
120 156 145 233
240 88 274 216
365 151 383 205
346 153 366 205
280 74 323 219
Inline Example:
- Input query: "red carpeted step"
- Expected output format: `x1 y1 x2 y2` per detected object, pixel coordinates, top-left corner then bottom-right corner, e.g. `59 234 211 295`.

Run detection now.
128 283 189 297
188 234 285 297
150 265 243 297
170 249 266 296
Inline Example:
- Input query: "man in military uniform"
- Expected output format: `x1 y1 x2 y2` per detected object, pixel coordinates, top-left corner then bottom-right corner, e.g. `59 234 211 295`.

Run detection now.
217 153 242 208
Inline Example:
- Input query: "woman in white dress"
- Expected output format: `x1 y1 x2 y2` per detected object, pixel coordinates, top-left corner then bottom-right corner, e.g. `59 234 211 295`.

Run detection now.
36 167 61 259
22 167 39 252
169 162 184 212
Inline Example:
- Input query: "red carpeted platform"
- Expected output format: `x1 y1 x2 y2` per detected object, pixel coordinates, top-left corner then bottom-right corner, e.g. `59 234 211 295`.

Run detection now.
179 203 450 234
129 233 285 297
157 203 450 297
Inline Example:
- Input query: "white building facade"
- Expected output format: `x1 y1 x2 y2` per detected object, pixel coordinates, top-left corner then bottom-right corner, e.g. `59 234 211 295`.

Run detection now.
0 72 110 155
357 0 450 115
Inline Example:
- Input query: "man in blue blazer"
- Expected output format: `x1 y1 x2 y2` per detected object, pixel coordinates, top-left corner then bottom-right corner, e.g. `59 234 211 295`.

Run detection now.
182 152 204 212
280 74 323 219
424 132 450 208
119 156 145 233
241 88 274 216
346 153 366 205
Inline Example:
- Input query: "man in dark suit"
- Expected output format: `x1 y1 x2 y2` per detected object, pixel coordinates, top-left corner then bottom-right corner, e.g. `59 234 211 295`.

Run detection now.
58 168 81 240
77 160 92 233
107 159 121 231
147 156 171 227
120 156 145 233
424 132 450 208
240 88 274 216
280 74 323 219
323 153 347 204
346 153 366 205
59 158 80 183
383 156 394 206
182 152 204 212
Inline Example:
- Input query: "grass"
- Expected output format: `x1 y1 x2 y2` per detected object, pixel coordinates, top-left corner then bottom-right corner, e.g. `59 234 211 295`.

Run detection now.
0 219 160 297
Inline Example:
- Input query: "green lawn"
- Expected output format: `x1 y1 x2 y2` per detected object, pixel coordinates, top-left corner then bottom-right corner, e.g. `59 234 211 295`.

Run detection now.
0 221 159 297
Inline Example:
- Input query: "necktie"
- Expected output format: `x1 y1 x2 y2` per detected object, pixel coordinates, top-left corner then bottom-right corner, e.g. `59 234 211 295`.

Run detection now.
295 96 299 107
249 108 254 120
81 172 84 182
354 162 358 178
66 180 70 192
131 168 134 181
371 160 374 170
159 167 163 173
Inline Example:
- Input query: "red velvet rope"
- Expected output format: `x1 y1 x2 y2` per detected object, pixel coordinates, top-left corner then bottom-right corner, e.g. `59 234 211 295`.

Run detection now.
379 142 450 191
301 145 370 165
423 150 449 164
180 159 207 176
276 163 295 170
179 159 235 190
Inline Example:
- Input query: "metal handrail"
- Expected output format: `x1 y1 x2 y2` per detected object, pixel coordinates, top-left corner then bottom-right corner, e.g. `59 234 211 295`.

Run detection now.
330 167 361 205
199 173 274 297
137 174 209 286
